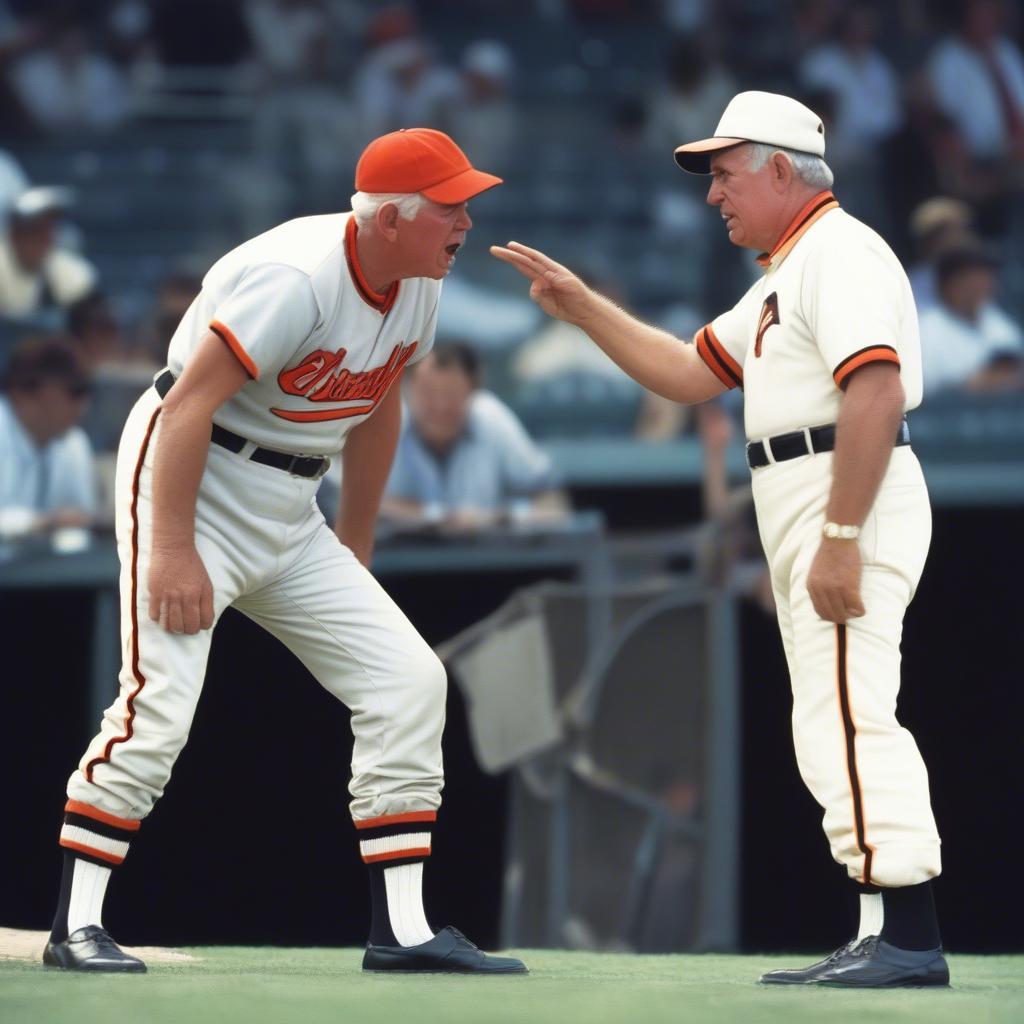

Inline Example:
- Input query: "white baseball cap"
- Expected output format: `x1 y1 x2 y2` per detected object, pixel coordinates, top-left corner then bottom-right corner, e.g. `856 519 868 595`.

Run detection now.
674 91 826 174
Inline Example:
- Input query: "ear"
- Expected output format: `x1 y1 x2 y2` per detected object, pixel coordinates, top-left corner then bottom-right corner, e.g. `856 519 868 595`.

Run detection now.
375 202 401 241
769 152 794 194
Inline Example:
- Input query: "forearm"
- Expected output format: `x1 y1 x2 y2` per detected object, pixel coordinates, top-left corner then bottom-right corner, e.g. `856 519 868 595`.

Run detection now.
826 369 906 526
337 384 402 564
150 401 212 550
572 291 720 404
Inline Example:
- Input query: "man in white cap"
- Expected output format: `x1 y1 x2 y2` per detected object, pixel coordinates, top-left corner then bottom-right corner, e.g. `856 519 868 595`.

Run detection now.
493 91 947 987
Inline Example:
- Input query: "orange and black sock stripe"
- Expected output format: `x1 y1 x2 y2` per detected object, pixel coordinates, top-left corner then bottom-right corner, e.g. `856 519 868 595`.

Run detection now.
355 810 436 868
59 800 140 868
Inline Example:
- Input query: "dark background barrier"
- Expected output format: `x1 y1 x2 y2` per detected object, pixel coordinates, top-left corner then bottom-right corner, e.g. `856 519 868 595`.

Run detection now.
3 502 1021 953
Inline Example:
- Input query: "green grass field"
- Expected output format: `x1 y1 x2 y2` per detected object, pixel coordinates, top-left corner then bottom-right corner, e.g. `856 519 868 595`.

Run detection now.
2 948 1021 1024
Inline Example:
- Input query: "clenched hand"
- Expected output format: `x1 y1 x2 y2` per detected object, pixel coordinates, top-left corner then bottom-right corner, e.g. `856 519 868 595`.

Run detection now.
806 538 866 623
148 544 214 635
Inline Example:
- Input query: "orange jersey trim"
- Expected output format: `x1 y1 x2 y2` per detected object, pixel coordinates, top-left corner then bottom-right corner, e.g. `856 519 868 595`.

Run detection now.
362 847 433 864
84 407 161 784
64 800 142 832
345 217 400 315
757 191 840 270
210 320 260 380
833 345 900 389
354 810 438 831
271 403 377 423
696 324 742 389
836 624 875 886
59 840 126 866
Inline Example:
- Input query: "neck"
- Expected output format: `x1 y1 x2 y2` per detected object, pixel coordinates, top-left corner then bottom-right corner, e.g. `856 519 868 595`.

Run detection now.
354 225 398 296
763 188 825 253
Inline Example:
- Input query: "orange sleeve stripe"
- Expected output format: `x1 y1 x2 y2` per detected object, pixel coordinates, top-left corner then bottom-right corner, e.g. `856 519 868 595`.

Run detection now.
59 840 127 866
696 325 742 389
362 847 433 864
353 810 437 830
210 320 260 380
833 345 900 389
64 800 142 832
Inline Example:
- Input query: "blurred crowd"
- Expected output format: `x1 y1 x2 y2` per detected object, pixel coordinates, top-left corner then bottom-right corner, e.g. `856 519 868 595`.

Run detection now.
0 0 1022 560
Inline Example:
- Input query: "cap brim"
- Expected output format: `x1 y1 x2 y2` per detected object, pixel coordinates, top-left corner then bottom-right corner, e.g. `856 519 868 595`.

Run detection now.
421 167 503 203
673 137 746 174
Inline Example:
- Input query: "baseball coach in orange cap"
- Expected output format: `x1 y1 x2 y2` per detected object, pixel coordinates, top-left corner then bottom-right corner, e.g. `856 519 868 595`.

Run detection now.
42 128 525 977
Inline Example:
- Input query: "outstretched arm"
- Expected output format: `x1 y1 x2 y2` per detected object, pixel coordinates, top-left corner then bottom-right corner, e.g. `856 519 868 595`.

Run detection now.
491 241 725 405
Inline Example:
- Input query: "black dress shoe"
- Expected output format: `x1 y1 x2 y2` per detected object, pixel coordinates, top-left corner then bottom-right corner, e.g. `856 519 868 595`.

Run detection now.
761 935 949 988
362 926 528 974
43 925 147 973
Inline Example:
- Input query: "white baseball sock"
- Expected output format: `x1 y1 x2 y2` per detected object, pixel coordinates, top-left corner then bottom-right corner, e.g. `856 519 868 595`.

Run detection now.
857 892 884 940
383 862 435 947
67 859 111 934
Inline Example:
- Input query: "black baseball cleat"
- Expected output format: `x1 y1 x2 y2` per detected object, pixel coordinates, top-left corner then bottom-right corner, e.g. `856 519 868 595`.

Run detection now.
760 935 949 988
43 925 147 973
362 926 528 974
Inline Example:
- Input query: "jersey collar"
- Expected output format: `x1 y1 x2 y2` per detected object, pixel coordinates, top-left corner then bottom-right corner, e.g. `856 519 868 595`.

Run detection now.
756 191 839 271
345 216 400 315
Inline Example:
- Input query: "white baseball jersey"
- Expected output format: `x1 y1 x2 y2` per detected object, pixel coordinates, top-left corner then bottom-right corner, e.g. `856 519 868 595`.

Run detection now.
167 213 439 454
67 211 450 836
694 193 923 441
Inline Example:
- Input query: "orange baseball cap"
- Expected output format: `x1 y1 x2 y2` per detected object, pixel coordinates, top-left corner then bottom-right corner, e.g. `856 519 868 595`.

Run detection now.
355 128 503 203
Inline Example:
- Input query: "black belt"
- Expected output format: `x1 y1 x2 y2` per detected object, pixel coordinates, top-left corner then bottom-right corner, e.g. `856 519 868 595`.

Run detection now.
746 419 910 469
154 369 328 479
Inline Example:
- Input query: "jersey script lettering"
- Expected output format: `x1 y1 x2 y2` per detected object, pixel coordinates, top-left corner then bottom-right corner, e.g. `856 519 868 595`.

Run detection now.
272 342 419 422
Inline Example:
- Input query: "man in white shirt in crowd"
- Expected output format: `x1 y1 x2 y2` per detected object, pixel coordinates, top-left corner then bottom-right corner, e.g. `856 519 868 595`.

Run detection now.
382 341 568 529
0 187 98 320
0 334 96 538
919 242 1023 396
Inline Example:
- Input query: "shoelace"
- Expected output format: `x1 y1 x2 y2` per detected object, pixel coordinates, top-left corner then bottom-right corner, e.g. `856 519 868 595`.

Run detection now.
446 926 479 950
848 935 880 958
76 926 121 953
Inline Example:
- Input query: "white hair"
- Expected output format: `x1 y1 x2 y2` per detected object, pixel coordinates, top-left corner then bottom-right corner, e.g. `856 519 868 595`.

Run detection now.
350 191 428 228
745 143 834 190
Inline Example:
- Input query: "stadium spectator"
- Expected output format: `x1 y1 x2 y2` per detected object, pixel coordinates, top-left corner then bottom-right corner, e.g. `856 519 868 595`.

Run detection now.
132 269 202 367
919 242 1024 396
0 187 98 320
645 35 736 156
0 335 96 538
10 21 129 135
448 40 520 172
352 16 459 142
927 0 1024 164
906 196 974 310
799 4 902 169
381 342 568 530
246 0 358 215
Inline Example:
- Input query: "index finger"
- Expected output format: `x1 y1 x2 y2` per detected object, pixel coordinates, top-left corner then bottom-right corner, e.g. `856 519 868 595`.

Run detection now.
506 240 572 276
489 245 546 282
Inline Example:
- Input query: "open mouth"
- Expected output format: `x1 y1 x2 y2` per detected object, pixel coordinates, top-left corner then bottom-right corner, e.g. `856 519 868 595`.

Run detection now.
445 243 461 257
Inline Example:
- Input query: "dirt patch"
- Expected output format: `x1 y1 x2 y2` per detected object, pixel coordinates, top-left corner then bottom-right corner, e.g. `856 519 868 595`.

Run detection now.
0 927 198 964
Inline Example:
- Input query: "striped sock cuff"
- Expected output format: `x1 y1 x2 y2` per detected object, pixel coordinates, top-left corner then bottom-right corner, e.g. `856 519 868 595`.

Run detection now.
355 811 435 867
59 800 140 867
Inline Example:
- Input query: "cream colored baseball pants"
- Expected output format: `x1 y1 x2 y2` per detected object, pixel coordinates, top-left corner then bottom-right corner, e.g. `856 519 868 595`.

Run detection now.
67 387 446 823
751 444 941 888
